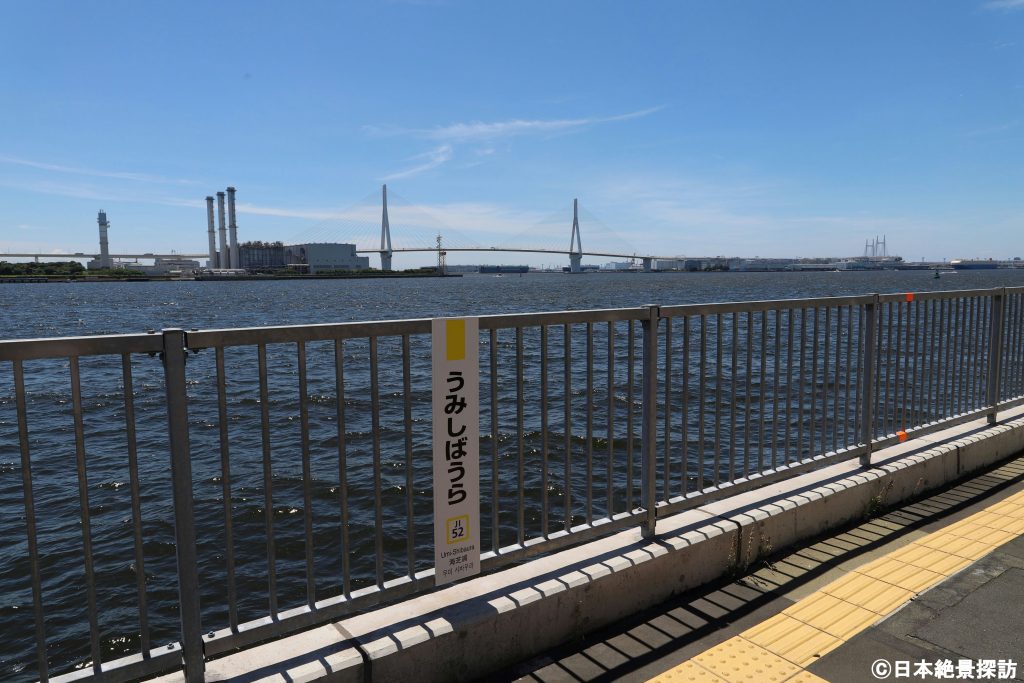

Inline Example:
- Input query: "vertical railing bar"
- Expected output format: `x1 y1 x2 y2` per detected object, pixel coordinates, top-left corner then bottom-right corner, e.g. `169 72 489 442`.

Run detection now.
860 298 878 465
698 315 707 491
541 325 549 535
962 297 973 415
831 306 840 454
1011 294 1019 399
987 290 1005 423
122 353 151 649
488 329 499 554
810 307 819 457
1011 294 1019 401
729 311 738 481
1002 294 1013 401
875 303 886 440
516 327 525 542
785 309 795 466
404 334 417 573
714 313 722 485
257 343 278 617
663 318 673 501
14 360 48 682
70 356 102 672
640 304 659 537
682 316 691 495
744 311 753 478
844 305 853 449
627 319 635 509
214 348 237 630
796 308 807 463
369 336 384 588
911 298 922 429
968 297 978 411
959 297 969 415
906 300 916 429
771 310 781 469
929 298 939 422
853 306 863 442
978 295 989 410
606 322 614 514
980 296 990 410
933 299 937 421
163 330 204 682
823 307 831 456
333 339 350 599
945 299 955 419
563 323 573 532
586 322 594 523
758 310 767 474
895 301 905 434
903 300 912 431
883 302 894 437
297 341 316 607
918 300 928 427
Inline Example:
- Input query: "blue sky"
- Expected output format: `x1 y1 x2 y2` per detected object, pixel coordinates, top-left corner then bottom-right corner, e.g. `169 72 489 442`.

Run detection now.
2 1 1023 267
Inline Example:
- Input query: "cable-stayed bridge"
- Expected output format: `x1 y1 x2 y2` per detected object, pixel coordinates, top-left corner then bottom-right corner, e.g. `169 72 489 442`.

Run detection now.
293 185 671 272
4 186 681 271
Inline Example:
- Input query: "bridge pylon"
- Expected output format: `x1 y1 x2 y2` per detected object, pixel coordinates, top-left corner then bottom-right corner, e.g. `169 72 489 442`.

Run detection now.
380 184 393 271
569 198 582 273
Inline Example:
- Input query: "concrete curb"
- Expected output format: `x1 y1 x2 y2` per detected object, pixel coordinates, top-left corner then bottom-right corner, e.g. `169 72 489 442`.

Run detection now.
160 407 1024 683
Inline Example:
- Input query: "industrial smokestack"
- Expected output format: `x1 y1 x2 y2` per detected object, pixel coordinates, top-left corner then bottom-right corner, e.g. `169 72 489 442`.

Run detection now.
205 196 217 268
97 210 111 269
217 192 228 269
227 187 239 270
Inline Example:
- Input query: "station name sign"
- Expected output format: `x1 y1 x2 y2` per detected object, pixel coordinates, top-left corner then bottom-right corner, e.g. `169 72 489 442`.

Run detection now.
431 317 481 586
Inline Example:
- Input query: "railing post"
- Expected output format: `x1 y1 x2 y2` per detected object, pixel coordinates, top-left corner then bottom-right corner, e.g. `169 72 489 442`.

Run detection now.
640 305 660 538
161 329 205 683
860 297 878 467
987 288 1006 425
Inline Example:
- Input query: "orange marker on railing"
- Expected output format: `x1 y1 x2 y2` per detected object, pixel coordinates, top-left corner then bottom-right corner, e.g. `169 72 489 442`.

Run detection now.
905 293 915 303
897 430 908 442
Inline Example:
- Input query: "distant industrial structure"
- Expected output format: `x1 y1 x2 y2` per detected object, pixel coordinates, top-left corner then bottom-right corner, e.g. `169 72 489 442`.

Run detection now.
79 188 367 276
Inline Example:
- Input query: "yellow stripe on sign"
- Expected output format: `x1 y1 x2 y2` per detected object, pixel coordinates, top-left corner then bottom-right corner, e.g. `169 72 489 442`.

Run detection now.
446 319 466 361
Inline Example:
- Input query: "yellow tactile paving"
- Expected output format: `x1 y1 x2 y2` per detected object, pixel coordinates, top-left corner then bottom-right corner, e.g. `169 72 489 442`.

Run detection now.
647 477 1024 683
954 525 1017 547
782 592 879 640
820 572 915 614
741 613 842 666
916 532 992 559
647 659 729 682
692 637 800 682
855 557 944 593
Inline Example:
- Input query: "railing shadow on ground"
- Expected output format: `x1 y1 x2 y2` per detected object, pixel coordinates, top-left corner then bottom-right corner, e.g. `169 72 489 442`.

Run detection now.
493 457 1024 683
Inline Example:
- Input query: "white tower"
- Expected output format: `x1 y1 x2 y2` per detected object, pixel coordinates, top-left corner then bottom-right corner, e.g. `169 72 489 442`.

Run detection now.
569 198 582 273
380 184 393 271
97 210 112 269
227 187 240 270
217 192 228 269
205 196 218 268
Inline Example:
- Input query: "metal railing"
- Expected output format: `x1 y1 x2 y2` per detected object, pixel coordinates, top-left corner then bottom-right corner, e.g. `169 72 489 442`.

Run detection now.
1 287 1023 682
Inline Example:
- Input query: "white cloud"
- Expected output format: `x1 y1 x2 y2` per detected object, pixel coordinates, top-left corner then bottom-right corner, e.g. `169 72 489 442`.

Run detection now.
0 154 198 185
367 107 663 143
380 144 454 180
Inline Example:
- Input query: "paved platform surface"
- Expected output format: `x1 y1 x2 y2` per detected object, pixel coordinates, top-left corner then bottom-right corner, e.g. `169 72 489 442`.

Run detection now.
492 455 1024 683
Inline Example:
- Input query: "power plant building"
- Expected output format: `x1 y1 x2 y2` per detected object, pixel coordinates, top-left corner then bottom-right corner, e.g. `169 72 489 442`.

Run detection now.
239 242 286 270
284 243 369 274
